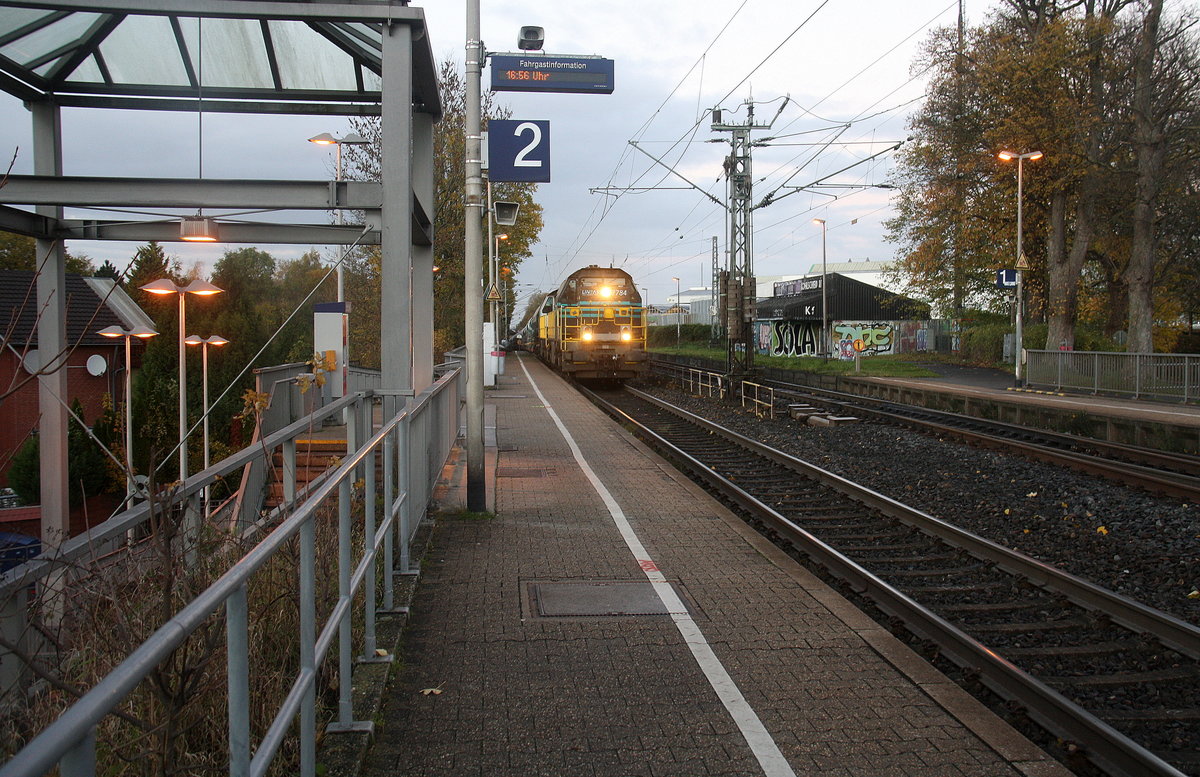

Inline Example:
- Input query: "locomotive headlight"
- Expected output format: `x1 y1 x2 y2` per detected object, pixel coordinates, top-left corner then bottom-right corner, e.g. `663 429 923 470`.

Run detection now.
621 327 632 342
599 286 613 298
582 328 593 341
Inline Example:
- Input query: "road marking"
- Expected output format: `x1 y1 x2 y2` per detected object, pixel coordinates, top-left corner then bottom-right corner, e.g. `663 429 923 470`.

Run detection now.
518 357 796 777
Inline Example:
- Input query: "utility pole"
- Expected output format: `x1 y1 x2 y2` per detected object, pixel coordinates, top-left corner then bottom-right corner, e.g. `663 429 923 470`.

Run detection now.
464 0 486 511
711 104 771 381
710 235 720 344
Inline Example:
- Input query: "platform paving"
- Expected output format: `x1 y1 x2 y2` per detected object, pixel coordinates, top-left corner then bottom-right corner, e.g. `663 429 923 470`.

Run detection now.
360 352 1071 777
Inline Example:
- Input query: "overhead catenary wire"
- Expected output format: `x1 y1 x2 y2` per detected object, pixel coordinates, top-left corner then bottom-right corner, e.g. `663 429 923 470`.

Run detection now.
544 0 967 295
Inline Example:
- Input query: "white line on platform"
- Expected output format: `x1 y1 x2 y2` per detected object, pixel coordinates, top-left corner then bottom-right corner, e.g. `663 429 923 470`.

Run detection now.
518 357 796 777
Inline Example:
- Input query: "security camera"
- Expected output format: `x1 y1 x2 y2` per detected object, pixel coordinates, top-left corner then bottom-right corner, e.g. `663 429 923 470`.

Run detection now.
518 26 544 51
494 201 520 226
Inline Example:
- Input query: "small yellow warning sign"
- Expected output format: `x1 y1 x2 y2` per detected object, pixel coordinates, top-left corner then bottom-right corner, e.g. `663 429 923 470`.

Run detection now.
486 283 501 301
1015 252 1030 270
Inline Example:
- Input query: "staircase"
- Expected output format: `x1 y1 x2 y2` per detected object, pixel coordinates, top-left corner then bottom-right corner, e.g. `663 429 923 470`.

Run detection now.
264 438 347 509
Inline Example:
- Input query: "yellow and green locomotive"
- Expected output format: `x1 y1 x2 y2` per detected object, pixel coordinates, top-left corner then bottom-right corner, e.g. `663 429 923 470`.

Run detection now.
533 265 647 381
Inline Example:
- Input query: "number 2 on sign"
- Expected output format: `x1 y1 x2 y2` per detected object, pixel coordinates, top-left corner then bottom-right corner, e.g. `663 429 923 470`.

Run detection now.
513 122 543 168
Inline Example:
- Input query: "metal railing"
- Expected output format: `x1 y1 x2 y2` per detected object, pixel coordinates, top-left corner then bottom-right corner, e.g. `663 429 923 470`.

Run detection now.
740 380 775 419
684 367 726 399
0 367 463 777
1026 350 1199 403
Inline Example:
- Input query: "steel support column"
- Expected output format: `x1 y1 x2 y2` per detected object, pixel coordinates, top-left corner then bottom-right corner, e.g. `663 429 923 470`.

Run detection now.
380 22 414 394
32 101 69 551
412 112 436 392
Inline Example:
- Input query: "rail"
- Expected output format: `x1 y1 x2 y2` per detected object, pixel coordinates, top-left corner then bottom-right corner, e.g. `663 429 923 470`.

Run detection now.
0 367 463 777
1026 349 1199 403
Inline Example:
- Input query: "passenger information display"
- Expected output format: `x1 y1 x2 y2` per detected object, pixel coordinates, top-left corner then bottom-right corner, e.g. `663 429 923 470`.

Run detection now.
490 55 615 94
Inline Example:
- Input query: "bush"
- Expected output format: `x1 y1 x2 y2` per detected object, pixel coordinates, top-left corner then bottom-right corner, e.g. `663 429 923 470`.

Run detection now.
647 324 713 347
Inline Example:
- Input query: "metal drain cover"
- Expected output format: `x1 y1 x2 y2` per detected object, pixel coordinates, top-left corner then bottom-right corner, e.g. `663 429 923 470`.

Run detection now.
528 580 688 617
496 467 548 478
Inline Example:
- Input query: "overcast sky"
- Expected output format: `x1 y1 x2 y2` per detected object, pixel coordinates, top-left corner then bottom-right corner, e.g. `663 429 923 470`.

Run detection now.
0 0 998 308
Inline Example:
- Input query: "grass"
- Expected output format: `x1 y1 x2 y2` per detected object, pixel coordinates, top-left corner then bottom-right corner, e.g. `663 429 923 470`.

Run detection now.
648 344 945 378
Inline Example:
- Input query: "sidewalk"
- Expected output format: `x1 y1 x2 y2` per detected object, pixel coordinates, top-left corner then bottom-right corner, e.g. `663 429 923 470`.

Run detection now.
361 352 1070 777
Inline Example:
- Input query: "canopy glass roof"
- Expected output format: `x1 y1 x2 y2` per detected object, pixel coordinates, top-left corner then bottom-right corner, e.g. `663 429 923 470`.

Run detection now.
0 1 438 115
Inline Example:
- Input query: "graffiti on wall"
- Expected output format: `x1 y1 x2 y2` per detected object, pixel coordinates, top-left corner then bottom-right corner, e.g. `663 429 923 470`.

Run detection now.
834 321 895 358
757 319 947 357
761 320 821 356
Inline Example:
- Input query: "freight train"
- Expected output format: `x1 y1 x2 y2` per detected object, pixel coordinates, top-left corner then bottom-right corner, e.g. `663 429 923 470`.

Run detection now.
528 265 647 381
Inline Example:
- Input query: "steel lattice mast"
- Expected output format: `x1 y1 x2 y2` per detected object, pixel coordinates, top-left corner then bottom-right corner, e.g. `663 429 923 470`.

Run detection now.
711 104 769 380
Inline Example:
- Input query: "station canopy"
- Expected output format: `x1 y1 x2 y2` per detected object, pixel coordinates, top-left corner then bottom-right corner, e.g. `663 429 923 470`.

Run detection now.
0 0 440 116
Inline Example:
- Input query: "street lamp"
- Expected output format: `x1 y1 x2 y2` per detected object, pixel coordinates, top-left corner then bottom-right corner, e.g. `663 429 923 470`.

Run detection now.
98 324 158 506
672 277 681 345
185 334 228 512
309 131 370 302
139 278 224 484
998 150 1043 386
812 218 828 357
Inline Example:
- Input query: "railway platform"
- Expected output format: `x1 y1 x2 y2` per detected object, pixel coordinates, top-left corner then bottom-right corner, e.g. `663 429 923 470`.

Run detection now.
358 351 1071 777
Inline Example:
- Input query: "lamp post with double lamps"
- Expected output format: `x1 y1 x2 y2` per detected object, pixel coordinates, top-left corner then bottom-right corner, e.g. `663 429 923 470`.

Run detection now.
998 149 1043 386
185 334 228 511
98 324 158 506
139 278 224 484
309 132 370 303
812 218 828 356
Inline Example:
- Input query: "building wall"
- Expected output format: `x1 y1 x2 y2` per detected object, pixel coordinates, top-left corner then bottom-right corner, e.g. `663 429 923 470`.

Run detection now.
755 319 959 358
0 346 119 489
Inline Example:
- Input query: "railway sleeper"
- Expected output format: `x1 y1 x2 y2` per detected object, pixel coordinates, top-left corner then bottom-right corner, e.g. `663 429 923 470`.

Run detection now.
851 551 961 565
836 541 932 552
1044 666 1200 687
903 581 1010 594
966 615 1092 633
1002 640 1147 658
935 599 1059 614
878 563 985 578
1103 707 1200 722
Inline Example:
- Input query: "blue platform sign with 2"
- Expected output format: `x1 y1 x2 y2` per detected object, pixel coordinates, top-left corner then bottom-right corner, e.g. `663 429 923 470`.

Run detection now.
488 120 551 183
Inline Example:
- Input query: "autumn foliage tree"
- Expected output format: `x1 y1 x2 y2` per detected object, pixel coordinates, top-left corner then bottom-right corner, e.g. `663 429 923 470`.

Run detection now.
888 0 1199 352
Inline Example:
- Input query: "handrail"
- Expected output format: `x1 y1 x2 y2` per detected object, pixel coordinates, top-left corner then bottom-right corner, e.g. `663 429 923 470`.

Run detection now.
0 366 463 776
0 391 361 598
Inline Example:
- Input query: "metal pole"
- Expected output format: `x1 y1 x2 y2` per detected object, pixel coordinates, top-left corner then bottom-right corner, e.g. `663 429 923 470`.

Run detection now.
336 142 345 303
178 292 187 483
487 179 497 329
820 220 828 357
1015 155 1025 387
201 341 210 512
465 0 486 512
123 335 134 504
673 277 681 344
226 584 250 777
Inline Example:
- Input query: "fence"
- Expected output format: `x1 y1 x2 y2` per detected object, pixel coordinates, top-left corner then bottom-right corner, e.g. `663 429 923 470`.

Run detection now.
0 367 463 776
741 380 775 419
1026 350 1200 403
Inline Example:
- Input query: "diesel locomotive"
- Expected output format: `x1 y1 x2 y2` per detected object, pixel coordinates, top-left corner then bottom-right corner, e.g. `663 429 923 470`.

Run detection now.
531 265 647 381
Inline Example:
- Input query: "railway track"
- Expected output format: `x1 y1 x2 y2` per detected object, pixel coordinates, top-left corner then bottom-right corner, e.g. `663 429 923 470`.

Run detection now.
586 384 1200 777
649 360 1200 502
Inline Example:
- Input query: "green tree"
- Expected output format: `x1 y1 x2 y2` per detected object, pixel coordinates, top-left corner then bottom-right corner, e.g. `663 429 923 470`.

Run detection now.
8 400 112 506
95 259 121 281
0 230 95 275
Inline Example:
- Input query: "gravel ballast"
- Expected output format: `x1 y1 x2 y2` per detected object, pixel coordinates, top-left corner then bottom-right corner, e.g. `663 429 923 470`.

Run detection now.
637 381 1200 627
